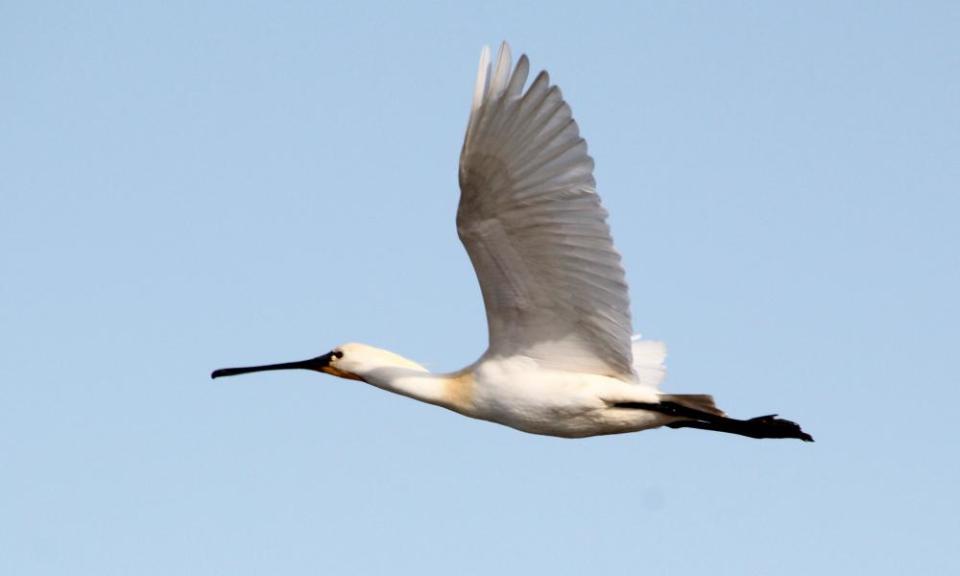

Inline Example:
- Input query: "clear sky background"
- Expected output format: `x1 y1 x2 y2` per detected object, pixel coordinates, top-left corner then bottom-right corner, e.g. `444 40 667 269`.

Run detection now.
2 1 958 574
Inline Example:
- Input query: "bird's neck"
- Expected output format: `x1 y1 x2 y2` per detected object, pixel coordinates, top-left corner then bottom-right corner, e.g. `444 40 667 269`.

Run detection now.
361 366 474 414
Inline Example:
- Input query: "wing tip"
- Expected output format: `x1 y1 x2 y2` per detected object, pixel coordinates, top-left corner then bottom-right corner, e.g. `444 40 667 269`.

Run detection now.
473 41 525 111
487 42 513 100
471 45 492 113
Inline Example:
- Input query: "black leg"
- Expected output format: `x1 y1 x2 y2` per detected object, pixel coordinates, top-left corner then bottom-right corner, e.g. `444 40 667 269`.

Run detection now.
614 401 814 442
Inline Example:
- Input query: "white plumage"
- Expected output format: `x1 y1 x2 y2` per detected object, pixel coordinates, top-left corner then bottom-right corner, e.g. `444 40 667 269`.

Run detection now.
212 43 813 442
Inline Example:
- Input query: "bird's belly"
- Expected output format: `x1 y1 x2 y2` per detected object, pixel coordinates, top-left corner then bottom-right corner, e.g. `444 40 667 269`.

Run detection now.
468 362 657 438
475 394 593 437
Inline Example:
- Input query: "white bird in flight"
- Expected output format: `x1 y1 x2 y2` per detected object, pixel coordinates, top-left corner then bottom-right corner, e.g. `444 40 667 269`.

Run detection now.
213 43 812 442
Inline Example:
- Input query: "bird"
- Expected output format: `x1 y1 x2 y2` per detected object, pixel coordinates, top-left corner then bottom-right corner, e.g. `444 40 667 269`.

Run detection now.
212 42 813 442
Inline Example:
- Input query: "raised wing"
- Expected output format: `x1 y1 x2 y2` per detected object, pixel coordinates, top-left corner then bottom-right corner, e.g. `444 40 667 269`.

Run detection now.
458 43 634 379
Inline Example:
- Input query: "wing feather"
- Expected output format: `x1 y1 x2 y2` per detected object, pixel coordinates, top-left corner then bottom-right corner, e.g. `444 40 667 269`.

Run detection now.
458 43 635 378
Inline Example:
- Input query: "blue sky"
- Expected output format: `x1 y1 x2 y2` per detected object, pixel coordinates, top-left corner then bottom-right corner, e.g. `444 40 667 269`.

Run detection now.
2 1 958 574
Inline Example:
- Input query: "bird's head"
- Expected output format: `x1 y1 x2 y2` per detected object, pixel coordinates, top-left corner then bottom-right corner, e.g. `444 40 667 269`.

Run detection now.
211 342 425 382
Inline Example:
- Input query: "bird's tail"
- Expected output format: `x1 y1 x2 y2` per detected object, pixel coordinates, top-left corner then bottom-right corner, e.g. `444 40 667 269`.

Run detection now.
659 393 725 417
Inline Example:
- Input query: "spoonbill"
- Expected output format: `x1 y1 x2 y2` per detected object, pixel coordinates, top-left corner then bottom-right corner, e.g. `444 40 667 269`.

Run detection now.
212 43 813 442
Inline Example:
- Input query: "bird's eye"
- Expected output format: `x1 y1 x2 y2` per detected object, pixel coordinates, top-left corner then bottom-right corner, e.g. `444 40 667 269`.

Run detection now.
332 350 344 359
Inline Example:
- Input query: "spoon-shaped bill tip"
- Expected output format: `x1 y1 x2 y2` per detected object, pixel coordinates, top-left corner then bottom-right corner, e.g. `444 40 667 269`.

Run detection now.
211 367 258 379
